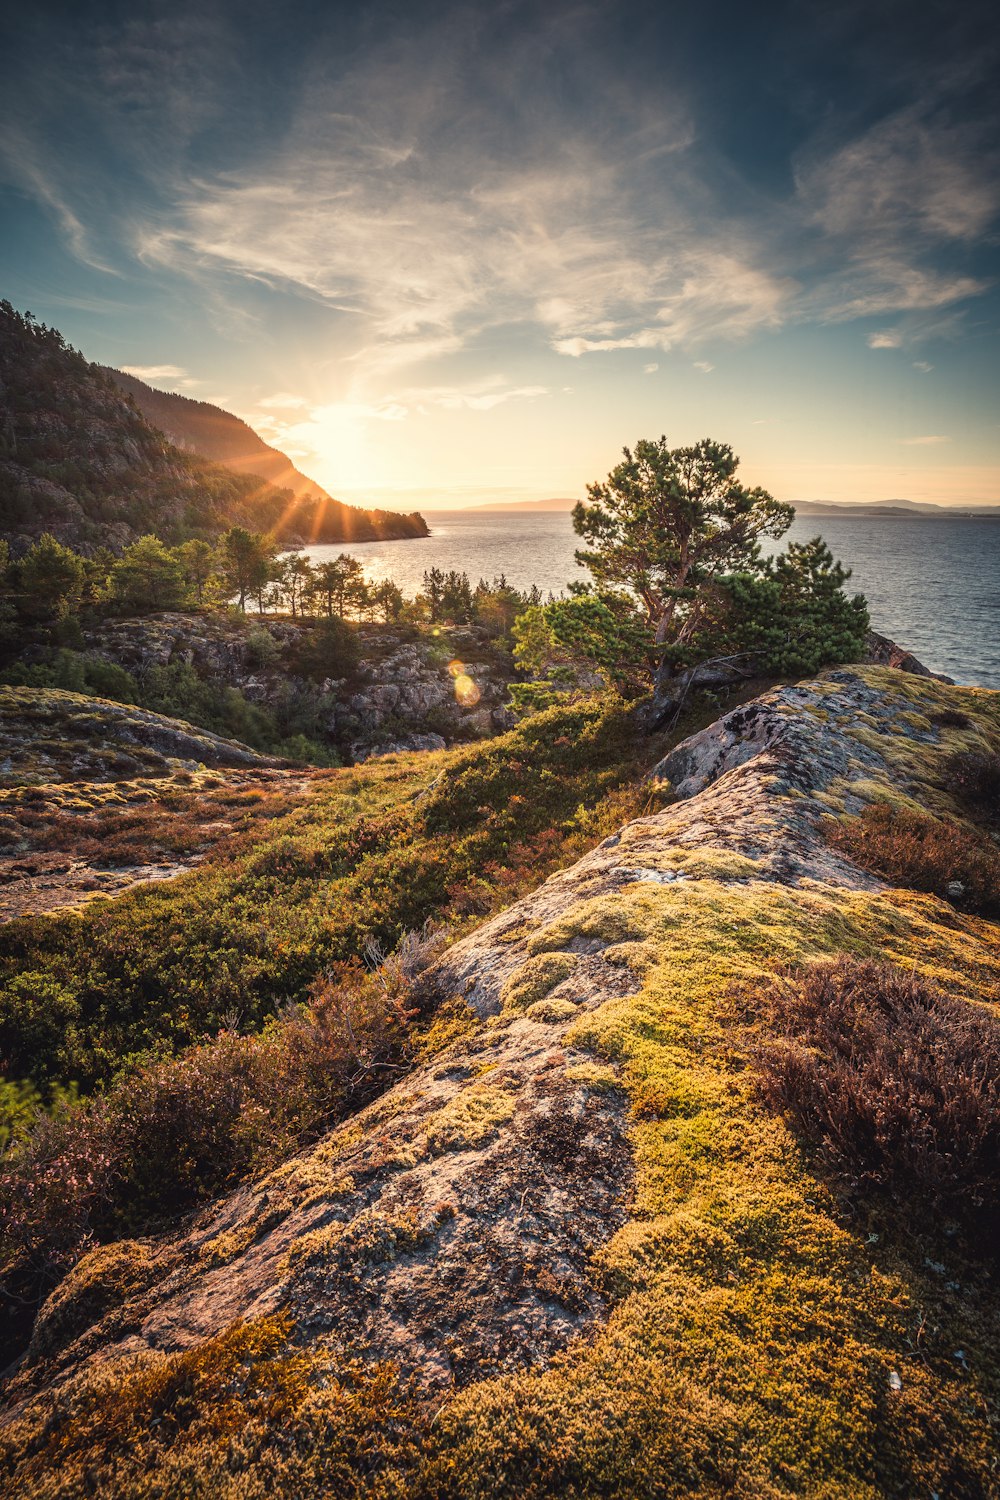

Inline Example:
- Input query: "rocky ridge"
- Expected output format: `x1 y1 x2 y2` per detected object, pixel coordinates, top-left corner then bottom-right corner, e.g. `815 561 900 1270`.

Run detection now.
8 667 998 1411
3 665 999 1497
0 684 281 785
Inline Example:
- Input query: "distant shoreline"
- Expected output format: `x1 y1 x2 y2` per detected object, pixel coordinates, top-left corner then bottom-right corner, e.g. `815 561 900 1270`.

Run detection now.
457 499 1000 519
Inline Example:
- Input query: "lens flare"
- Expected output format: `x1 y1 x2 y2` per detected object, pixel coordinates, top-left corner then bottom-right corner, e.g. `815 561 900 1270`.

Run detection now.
454 672 481 707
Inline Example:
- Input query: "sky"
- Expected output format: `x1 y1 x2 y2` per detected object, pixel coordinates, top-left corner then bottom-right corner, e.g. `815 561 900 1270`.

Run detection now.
1 0 998 511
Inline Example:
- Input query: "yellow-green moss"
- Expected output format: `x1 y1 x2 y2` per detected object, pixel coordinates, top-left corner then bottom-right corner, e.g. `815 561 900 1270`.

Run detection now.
197 1222 260 1269
424 1084 518 1153
282 1220 346 1271
422 874 1000 1497
525 996 579 1023
657 848 764 881
500 952 577 1011
841 776 927 813
525 893 652 954
28 1238 163 1361
564 1061 622 1092
897 709 933 733
412 996 478 1059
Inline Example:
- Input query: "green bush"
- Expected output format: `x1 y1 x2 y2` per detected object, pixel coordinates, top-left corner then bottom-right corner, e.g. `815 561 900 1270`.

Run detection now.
0 649 139 703
288 616 361 682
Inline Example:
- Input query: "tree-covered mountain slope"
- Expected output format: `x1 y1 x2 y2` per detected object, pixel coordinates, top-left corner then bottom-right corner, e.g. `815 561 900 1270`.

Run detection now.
2 665 998 1497
0 302 427 550
102 370 328 501
103 369 428 543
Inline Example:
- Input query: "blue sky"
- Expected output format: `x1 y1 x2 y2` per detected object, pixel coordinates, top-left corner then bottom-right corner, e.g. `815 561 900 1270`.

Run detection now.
1 0 998 508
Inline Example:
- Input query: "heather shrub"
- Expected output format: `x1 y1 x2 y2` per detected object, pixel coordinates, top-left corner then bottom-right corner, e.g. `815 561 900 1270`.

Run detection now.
751 957 1000 1248
825 801 1000 915
0 961 420 1301
930 707 971 729
946 747 1000 814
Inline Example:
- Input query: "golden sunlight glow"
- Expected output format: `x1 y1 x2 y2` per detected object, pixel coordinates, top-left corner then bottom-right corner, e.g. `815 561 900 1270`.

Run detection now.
453 672 481 707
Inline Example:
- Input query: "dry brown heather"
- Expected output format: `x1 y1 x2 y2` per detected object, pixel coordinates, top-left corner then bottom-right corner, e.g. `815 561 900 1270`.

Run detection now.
0 683 301 919
2 665 1000 1498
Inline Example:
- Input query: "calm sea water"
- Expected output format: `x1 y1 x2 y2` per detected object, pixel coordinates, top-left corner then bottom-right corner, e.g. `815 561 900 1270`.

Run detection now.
300 510 1000 689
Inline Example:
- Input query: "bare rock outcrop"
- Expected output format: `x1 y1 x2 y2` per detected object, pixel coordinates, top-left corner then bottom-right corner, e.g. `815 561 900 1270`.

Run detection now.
864 628 953 681
0 685 282 782
82 615 515 757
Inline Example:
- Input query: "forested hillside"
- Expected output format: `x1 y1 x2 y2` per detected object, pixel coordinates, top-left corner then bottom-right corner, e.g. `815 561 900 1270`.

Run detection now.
0 302 426 550
104 369 428 542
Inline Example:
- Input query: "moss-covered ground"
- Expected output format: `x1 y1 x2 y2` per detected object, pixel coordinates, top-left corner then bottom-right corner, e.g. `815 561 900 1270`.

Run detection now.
2 669 999 1497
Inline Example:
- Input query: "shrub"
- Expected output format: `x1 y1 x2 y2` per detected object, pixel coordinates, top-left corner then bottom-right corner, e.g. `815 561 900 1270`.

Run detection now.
0 960 419 1298
289 616 361 682
244 624 281 670
0 1078 44 1152
946 748 1000 815
825 801 1000 916
750 957 1000 1248
0 648 139 703
930 707 971 730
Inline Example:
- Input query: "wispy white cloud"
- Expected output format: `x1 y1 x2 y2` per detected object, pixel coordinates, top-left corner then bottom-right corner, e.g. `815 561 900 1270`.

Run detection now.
643 362 658 374
901 434 950 445
121 363 189 380
913 360 934 372
798 110 998 244
5 2 998 396
0 132 120 276
693 360 714 373
795 105 996 327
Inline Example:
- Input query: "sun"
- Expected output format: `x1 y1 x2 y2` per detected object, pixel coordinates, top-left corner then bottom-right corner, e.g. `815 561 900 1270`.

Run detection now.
263 402 397 495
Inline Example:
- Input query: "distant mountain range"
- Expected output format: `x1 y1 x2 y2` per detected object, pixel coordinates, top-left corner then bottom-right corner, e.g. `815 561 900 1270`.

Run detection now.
468 496 1000 518
0 299 427 551
794 498 1000 517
